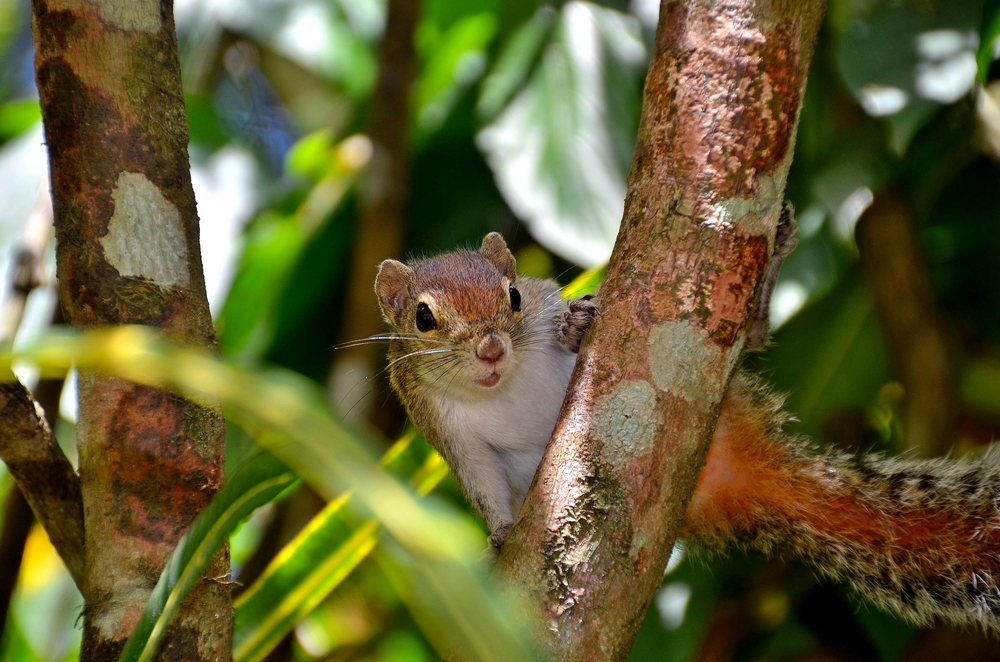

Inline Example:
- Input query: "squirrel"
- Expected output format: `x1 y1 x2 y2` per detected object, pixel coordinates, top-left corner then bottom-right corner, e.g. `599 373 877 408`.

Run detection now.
372 227 1000 634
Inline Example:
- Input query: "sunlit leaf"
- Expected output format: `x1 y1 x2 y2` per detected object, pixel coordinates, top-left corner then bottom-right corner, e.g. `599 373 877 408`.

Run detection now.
6 328 536 662
233 496 376 662
119 452 298 662
477 2 646 267
233 434 449 662
0 98 41 142
561 265 606 299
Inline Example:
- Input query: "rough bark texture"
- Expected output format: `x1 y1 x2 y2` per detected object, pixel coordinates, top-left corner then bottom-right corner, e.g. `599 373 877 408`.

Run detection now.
496 1 825 659
332 0 419 425
31 0 231 659
856 187 959 457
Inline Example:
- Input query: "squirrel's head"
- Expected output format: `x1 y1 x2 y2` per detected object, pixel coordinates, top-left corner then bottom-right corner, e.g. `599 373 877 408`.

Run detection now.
375 233 526 394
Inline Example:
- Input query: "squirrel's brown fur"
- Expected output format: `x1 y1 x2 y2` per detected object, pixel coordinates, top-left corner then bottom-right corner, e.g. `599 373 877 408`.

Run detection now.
373 232 1000 632
688 371 1000 631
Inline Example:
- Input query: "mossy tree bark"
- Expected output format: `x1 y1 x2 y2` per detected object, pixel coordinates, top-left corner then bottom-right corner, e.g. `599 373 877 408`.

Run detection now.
496 1 826 659
31 0 231 659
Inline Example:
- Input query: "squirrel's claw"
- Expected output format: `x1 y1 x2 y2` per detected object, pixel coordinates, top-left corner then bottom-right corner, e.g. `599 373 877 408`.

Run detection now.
556 296 598 353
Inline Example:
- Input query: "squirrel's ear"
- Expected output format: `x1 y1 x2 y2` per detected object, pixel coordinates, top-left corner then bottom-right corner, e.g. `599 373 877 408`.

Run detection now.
480 232 516 280
375 259 414 325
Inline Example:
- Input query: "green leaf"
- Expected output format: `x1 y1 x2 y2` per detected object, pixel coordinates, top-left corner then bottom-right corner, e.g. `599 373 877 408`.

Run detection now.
232 497 378 662
7 328 537 662
561 265 606 299
119 452 298 662
477 6 557 121
416 13 498 134
233 436 451 662
0 99 41 142
980 0 1000 82
217 212 310 357
477 2 646 267
836 0 982 153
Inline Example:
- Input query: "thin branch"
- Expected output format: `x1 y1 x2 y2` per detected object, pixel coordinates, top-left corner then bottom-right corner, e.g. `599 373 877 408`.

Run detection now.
0 184 85 589
857 186 959 457
0 488 33 638
331 0 420 427
496 1 827 658
0 382 84 587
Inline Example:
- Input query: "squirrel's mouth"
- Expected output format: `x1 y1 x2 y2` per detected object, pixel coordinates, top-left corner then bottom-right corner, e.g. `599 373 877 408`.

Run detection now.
475 372 502 388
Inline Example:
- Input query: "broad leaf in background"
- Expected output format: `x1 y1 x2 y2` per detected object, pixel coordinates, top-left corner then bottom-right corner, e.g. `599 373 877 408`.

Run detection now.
477 2 646 267
217 131 369 358
4 328 537 662
120 452 298 662
415 12 498 136
838 0 983 154
758 272 892 442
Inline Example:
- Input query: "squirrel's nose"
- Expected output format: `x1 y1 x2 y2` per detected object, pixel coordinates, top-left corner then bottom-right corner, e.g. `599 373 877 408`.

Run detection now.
476 336 506 364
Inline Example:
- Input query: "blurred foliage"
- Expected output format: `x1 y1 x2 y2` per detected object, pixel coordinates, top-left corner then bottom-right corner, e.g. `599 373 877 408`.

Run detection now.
0 0 999 660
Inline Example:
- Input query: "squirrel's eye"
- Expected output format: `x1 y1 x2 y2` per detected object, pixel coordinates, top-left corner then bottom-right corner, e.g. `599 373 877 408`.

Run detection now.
415 302 437 332
509 286 521 312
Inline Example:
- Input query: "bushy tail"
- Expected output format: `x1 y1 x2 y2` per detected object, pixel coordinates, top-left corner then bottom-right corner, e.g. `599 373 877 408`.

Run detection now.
683 371 1000 632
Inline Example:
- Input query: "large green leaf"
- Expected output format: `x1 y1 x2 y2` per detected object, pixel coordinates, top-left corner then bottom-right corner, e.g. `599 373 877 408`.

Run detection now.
6 328 536 662
837 0 982 153
477 1 646 267
119 452 298 662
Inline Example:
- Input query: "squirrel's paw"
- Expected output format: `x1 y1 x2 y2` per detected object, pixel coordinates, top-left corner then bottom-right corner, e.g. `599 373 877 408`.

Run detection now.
488 521 513 550
556 296 598 353
747 204 798 350
479 521 513 565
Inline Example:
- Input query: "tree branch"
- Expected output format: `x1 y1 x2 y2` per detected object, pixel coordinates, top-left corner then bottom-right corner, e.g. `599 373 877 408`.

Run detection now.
31 0 230 656
0 381 84 586
332 0 420 426
496 1 826 658
0 184 85 589
857 186 959 457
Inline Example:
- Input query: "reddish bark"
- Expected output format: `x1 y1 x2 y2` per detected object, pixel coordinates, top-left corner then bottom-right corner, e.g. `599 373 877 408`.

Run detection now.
496 1 826 659
31 0 230 659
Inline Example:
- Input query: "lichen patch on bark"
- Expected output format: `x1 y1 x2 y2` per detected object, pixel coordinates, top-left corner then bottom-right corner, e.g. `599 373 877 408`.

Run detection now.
100 172 189 288
95 0 161 31
708 176 784 238
648 321 740 404
592 381 662 470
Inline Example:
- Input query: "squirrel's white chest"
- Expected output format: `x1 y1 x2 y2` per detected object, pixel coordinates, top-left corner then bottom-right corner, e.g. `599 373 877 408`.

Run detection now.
435 342 576 496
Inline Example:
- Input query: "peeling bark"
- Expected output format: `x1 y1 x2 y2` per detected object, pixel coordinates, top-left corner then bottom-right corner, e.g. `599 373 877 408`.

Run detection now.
496 1 826 659
31 0 231 659
857 187 959 457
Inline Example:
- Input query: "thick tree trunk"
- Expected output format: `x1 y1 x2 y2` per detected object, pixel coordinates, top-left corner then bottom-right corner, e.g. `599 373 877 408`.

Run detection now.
496 1 826 659
31 0 231 659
